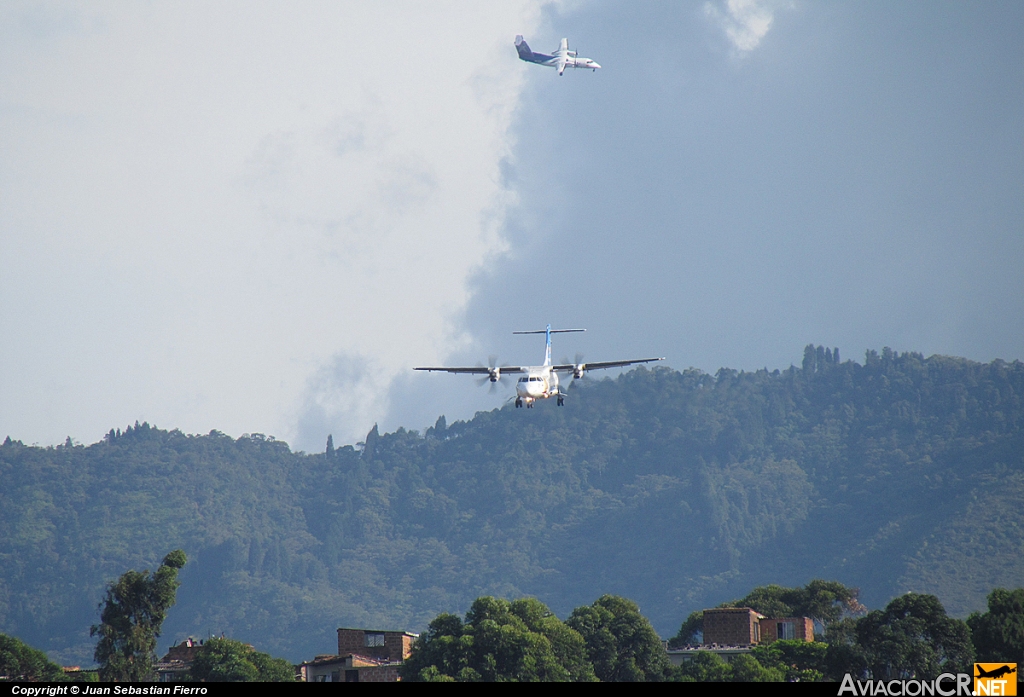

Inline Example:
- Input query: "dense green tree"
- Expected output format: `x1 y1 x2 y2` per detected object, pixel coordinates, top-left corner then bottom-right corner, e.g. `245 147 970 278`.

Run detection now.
401 597 595 682
669 611 705 647
186 638 294 682
825 593 974 680
567 595 670 682
823 618 868 680
670 651 784 682
400 614 472 681
0 634 69 681
967 588 1024 663
91 550 187 681
507 598 596 682
732 580 864 625
730 653 785 682
672 651 733 682
751 639 827 681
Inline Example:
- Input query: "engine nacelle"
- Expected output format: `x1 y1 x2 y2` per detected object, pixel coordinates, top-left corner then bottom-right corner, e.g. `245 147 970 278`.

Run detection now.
573 364 585 379
489 367 500 382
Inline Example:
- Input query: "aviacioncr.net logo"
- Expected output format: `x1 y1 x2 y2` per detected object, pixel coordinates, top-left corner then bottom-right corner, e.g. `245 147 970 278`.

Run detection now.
974 663 1017 696
838 673 972 696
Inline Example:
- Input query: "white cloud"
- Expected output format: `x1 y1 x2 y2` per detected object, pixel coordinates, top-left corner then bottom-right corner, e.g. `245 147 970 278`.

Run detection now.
0 2 547 448
704 0 788 54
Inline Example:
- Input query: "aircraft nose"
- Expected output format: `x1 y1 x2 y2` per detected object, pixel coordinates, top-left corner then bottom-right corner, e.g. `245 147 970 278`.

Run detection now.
591 62 601 69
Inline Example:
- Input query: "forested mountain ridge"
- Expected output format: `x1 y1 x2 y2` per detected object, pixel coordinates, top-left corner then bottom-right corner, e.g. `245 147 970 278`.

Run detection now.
1 348 1022 666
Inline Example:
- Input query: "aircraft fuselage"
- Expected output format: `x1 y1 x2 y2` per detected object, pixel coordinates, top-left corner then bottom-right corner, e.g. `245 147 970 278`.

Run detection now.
515 368 561 406
525 53 601 71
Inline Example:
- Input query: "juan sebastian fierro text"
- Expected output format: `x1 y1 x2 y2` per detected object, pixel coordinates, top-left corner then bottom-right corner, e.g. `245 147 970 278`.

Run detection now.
10 689 208 696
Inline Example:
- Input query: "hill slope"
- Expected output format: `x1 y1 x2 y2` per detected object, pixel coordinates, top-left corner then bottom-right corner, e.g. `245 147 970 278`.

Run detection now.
1 347 1021 665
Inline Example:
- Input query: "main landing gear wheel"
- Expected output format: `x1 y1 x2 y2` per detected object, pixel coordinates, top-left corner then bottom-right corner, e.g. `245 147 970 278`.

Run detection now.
557 396 564 406
515 398 522 408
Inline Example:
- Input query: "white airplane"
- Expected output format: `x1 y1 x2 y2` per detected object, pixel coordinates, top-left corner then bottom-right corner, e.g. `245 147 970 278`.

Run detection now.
515 35 601 75
415 325 663 408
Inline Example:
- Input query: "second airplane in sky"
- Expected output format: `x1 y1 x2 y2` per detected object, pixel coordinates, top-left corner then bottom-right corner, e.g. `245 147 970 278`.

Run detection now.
515 35 601 75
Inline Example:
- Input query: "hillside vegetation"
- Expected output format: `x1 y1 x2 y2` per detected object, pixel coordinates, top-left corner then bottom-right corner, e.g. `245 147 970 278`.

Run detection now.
1 347 1021 665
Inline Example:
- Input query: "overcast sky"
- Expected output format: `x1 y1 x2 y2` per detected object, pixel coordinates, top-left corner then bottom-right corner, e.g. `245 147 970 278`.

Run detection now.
3 2 1022 450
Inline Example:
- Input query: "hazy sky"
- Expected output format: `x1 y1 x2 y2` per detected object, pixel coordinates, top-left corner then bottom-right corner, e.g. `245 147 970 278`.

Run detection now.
3 2 1022 450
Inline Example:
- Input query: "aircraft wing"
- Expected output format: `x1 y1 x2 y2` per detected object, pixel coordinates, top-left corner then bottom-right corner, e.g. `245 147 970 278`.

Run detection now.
556 38 568 54
551 357 665 371
414 366 526 374
555 55 567 75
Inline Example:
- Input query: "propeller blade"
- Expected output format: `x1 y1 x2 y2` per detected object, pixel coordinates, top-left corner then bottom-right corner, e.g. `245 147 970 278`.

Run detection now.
572 353 586 381
476 355 509 390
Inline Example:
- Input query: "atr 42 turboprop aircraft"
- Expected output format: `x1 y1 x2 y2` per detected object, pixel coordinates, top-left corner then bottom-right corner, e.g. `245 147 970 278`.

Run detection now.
415 325 663 408
515 35 601 75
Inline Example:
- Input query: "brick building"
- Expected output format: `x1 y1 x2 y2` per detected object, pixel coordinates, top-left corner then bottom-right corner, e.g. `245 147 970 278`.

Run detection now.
668 608 817 666
702 608 764 646
759 616 815 643
299 627 418 682
702 608 816 647
337 627 416 664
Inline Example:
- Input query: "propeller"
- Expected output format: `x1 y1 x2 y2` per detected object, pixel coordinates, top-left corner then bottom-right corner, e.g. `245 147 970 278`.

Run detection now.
475 355 508 393
562 353 587 381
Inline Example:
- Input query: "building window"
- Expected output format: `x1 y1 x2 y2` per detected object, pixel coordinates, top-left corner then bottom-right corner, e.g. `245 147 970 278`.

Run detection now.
365 632 385 647
779 622 795 640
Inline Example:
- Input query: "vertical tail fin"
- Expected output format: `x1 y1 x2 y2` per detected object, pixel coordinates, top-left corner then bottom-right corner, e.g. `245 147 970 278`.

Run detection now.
515 35 533 61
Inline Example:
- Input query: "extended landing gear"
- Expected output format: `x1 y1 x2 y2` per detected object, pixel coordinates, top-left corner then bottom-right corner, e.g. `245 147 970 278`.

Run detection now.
515 398 523 408
557 396 564 406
